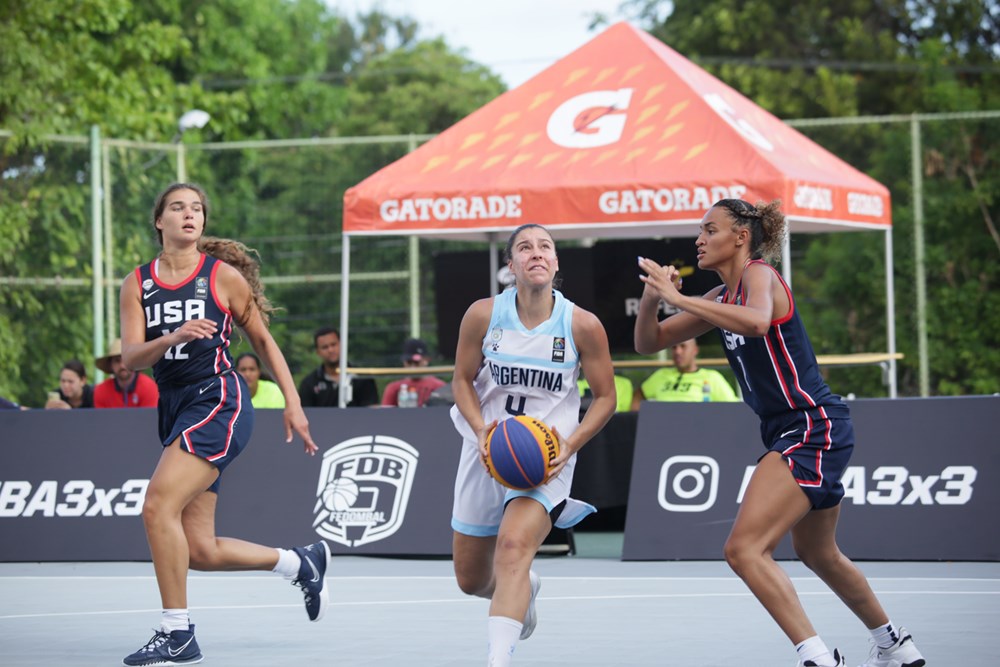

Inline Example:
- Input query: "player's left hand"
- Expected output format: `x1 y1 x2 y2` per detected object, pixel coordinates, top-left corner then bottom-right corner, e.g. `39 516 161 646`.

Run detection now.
477 419 498 471
638 257 683 306
284 405 318 455
545 426 572 482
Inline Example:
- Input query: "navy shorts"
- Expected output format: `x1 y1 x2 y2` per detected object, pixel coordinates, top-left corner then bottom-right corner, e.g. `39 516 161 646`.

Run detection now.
760 407 854 510
158 369 254 493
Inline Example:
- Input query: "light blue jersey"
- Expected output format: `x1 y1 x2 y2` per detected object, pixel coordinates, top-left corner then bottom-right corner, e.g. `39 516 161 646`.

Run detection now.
450 288 594 536
451 287 581 442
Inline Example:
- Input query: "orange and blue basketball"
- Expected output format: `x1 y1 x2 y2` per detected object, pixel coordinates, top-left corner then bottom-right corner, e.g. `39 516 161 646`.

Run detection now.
485 416 560 490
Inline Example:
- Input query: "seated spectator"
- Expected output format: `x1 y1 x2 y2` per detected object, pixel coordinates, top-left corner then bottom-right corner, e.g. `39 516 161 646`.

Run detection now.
381 338 447 407
93 338 160 408
235 352 286 409
636 338 738 404
578 374 634 412
45 359 94 409
299 326 379 407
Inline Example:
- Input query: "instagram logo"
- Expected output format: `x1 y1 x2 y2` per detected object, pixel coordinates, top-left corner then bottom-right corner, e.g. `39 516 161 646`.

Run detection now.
658 455 720 512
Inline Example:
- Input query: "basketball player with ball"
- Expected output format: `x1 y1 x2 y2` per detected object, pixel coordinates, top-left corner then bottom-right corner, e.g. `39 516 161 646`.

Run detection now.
450 223 616 666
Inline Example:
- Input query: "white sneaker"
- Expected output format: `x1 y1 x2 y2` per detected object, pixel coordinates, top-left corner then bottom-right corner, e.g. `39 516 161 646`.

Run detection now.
858 627 926 667
798 649 846 666
519 571 541 640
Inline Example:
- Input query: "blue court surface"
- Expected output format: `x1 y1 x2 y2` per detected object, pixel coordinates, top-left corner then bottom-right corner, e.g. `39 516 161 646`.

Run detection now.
1 534 997 666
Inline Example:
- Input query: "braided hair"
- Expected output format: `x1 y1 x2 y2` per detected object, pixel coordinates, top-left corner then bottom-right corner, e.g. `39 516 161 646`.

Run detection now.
713 199 786 263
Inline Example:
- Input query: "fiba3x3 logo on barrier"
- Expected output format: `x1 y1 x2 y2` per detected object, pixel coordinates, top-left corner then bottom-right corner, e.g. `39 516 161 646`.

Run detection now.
313 436 419 547
657 455 979 512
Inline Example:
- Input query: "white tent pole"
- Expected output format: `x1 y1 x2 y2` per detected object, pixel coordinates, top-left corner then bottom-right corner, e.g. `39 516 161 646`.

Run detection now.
90 125 105 379
409 235 419 336
407 134 421 336
338 235 351 408
781 230 792 288
911 115 929 396
488 233 499 294
885 227 897 398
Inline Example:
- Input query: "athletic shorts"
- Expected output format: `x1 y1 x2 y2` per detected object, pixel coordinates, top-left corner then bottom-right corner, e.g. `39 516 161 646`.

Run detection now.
760 408 854 510
451 436 595 537
158 369 254 494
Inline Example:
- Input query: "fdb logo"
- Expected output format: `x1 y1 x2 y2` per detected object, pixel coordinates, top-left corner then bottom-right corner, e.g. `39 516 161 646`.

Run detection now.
313 436 419 547
658 455 719 512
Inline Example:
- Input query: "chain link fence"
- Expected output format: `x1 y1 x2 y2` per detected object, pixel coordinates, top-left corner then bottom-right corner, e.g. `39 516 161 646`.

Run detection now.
2 110 998 406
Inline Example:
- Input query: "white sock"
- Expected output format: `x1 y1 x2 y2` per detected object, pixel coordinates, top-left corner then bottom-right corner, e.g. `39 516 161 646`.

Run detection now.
870 620 899 649
487 616 522 667
795 635 836 665
160 608 189 633
273 548 301 579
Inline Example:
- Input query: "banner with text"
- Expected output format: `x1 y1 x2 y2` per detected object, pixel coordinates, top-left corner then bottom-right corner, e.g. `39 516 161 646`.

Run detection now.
622 397 1000 561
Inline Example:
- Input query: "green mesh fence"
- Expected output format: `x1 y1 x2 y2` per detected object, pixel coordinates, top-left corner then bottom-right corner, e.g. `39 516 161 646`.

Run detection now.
2 111 998 406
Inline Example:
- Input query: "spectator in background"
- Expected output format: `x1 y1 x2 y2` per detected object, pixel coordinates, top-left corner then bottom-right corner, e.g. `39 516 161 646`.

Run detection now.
236 352 286 409
45 359 94 409
635 338 738 405
298 326 379 407
93 338 159 408
578 374 634 412
381 338 446 407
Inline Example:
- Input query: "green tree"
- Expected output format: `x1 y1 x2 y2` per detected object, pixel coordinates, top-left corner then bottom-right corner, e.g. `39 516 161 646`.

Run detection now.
625 0 1000 396
0 0 505 405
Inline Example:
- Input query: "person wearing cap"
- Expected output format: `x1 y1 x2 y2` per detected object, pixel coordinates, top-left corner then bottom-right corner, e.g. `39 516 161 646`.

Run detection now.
93 338 159 408
381 338 446 408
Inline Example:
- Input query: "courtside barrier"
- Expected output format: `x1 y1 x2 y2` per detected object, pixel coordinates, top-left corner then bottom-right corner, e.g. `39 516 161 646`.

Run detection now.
622 396 1000 561
2 397 996 561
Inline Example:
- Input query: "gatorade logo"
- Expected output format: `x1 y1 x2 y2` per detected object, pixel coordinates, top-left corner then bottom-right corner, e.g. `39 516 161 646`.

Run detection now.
547 89 634 149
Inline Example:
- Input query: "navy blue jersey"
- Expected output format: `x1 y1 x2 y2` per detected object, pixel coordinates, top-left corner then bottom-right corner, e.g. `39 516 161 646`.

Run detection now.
717 260 848 421
136 254 235 386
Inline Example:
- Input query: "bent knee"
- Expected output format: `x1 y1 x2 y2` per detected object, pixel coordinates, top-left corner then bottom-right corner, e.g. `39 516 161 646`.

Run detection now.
493 532 535 566
454 566 491 597
723 536 768 575
794 544 843 573
187 540 221 571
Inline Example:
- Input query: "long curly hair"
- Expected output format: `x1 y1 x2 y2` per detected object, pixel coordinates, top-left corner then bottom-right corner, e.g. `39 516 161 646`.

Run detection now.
198 236 276 327
713 198 786 263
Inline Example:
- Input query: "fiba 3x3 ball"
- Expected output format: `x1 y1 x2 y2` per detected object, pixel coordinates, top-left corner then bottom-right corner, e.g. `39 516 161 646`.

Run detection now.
485 416 560 490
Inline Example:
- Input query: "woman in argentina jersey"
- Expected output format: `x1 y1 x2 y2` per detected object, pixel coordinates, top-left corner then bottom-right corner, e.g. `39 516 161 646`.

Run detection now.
450 223 616 667
117 184 332 667
634 200 924 667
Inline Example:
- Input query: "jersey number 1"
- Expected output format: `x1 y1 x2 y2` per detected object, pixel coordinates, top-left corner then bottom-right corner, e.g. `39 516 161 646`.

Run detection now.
161 330 190 360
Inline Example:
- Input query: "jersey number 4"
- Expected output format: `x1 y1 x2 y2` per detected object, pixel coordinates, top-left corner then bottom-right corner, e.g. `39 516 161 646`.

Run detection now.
504 395 526 417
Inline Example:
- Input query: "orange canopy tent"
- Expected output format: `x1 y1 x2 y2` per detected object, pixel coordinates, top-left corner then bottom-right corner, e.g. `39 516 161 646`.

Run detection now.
340 21 897 395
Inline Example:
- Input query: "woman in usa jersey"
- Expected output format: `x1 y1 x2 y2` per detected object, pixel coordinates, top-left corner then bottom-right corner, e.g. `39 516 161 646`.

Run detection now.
117 183 331 666
634 199 925 667
451 223 616 666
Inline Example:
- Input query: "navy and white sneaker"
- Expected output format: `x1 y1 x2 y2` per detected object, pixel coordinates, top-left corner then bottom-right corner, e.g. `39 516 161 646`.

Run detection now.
291 540 331 621
798 649 846 667
859 627 926 667
122 624 202 666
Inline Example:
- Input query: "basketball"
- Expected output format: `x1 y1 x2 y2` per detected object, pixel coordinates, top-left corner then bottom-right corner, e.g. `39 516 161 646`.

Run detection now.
485 416 560 490
321 477 360 511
